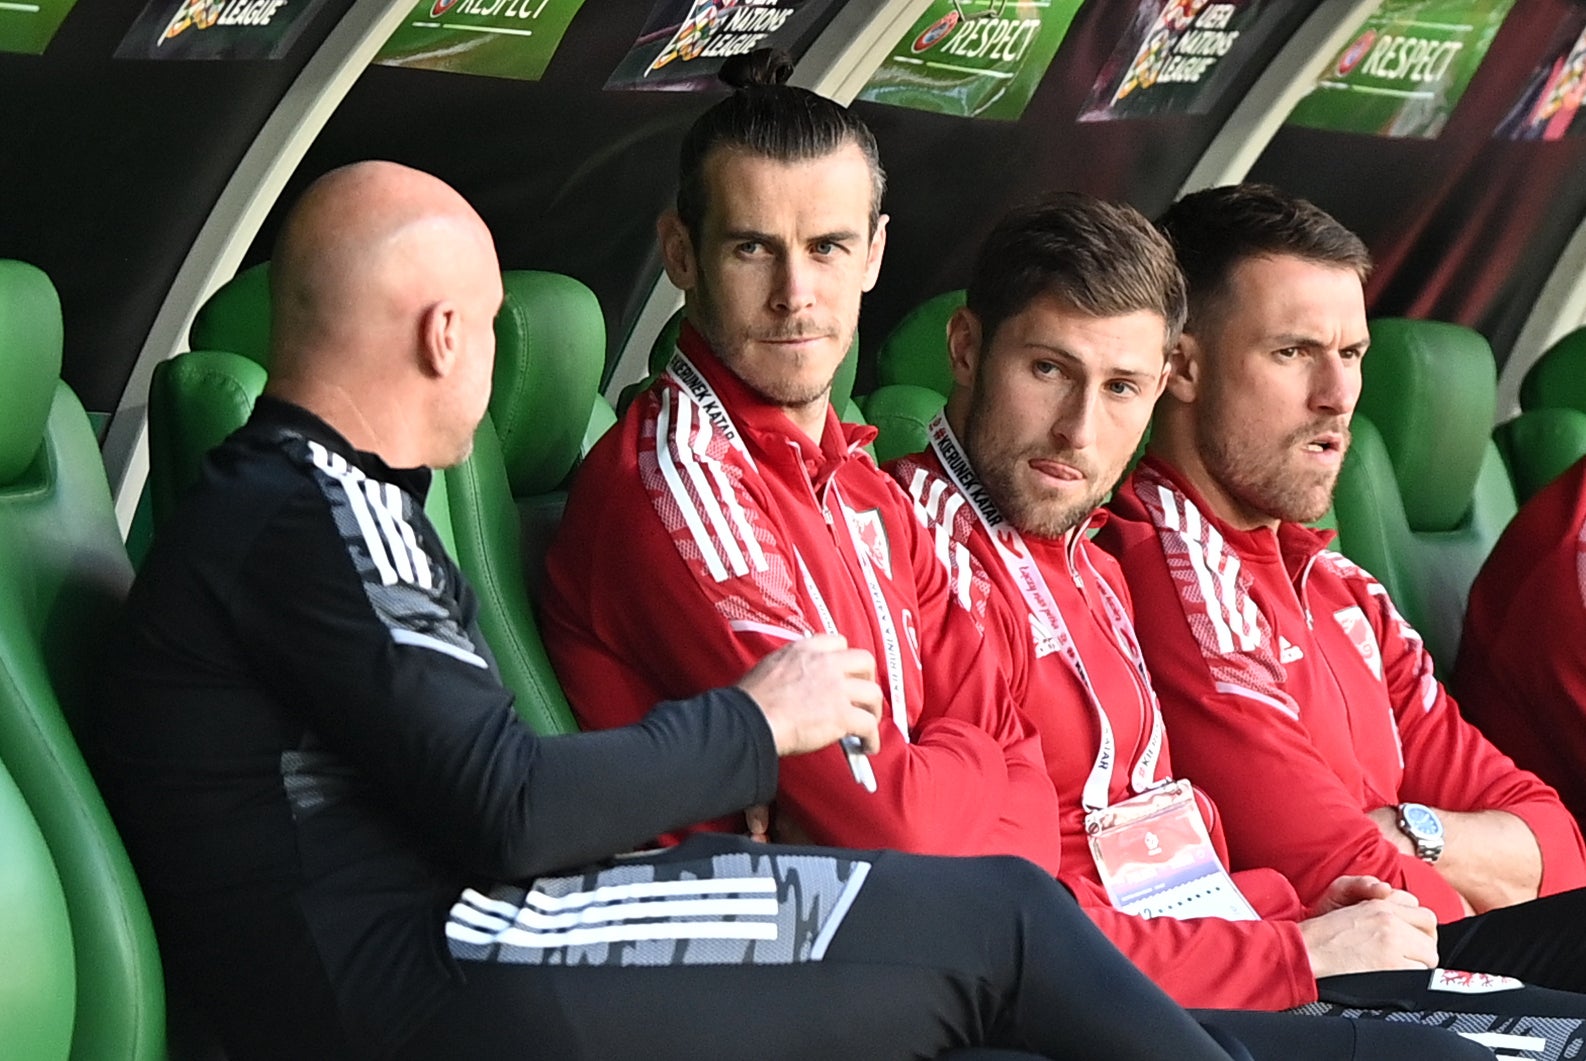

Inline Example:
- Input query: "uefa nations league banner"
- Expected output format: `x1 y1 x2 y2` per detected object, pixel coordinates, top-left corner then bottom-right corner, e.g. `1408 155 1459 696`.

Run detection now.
1079 0 1290 123
374 0 586 81
115 0 329 59
0 0 77 54
1284 0 1516 140
856 0 1082 121
605 0 845 93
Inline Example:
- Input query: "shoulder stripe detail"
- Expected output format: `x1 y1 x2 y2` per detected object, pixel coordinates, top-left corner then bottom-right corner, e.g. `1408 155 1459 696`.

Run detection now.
1136 469 1298 717
307 440 431 590
727 619 803 641
656 388 772 583
391 628 488 669
697 409 768 574
1214 681 1300 721
1159 485 1259 653
905 465 975 611
655 389 733 582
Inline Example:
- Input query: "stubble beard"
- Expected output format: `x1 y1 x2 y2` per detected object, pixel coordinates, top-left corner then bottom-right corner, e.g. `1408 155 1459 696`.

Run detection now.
1196 406 1350 525
691 276 845 410
963 391 1110 541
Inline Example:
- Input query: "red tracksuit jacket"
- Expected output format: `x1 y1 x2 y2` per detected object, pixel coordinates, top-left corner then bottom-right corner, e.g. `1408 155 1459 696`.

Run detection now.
1458 454 1586 826
1101 456 1586 923
541 324 1062 869
892 441 1314 1011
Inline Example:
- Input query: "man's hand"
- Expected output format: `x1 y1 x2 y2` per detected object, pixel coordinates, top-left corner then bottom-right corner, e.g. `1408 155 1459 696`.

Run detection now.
1307 874 1417 917
738 634 883 757
1299 898 1439 980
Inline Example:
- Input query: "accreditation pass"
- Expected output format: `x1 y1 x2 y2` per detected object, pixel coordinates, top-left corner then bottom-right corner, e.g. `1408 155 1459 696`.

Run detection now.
1086 780 1258 922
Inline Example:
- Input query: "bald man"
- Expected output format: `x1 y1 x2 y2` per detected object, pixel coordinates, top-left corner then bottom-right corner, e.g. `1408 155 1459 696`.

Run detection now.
98 162 1263 1061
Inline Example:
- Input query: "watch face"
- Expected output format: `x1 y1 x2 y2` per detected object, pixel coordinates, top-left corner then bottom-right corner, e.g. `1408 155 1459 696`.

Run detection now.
1403 804 1443 839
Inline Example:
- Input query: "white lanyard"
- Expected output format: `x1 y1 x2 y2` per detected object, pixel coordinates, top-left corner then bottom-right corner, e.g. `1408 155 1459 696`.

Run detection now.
667 351 910 740
927 412 1163 811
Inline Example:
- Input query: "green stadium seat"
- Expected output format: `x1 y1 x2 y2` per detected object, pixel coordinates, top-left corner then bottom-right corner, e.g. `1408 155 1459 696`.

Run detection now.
1331 318 1516 673
862 382 946 464
444 270 609 737
1518 324 1586 414
1495 407 1586 503
0 259 166 1060
860 290 961 463
1496 325 1586 502
875 288 964 396
0 759 75 1060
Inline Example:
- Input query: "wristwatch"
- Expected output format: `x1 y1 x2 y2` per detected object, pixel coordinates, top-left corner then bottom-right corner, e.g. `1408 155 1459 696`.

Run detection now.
1396 802 1445 863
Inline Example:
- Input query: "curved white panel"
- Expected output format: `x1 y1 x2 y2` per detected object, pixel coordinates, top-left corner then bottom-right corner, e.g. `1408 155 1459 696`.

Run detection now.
1177 0 1382 196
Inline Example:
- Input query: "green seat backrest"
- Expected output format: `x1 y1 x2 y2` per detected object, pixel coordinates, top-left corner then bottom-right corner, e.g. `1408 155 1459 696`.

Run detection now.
861 383 945 464
1497 326 1586 501
149 265 458 554
445 270 614 737
875 289 965 396
1331 318 1516 672
622 308 866 425
862 291 964 461
0 757 75 1060
0 259 165 1060
1495 407 1586 503
1519 324 1586 414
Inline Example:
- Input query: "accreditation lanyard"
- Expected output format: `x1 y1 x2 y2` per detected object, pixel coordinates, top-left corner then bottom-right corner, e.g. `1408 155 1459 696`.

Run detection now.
927 412 1162 811
666 351 910 740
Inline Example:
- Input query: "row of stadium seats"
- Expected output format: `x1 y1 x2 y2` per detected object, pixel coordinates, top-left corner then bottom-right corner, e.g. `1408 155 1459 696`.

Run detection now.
856 291 1586 677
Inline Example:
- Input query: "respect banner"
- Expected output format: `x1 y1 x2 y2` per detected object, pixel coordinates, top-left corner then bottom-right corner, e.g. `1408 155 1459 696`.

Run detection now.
373 0 586 81
115 0 329 59
1284 0 1516 139
856 0 1084 121
1495 16 1586 141
0 0 77 54
605 0 843 93
1079 0 1288 122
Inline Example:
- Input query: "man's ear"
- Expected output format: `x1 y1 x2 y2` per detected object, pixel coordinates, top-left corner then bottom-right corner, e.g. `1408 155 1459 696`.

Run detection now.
420 301 461 379
946 305 982 389
1165 332 1203 403
658 210 698 291
861 214 889 293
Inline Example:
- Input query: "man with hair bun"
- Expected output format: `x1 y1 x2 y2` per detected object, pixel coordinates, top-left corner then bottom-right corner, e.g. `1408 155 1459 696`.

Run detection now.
545 48 1064 865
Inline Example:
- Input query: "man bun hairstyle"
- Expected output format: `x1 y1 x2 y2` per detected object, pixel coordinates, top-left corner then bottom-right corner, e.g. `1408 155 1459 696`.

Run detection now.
676 47 886 239
1157 183 1372 334
967 191 1187 351
718 47 795 89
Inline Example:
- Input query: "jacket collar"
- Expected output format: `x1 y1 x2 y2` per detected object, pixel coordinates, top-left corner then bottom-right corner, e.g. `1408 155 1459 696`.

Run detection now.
1136 454 1333 574
249 395 433 499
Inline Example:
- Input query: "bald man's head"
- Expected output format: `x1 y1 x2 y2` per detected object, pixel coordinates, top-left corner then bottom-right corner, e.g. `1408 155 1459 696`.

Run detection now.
266 161 504 468
271 162 495 360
